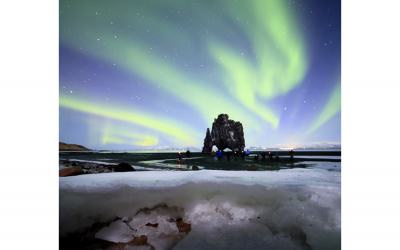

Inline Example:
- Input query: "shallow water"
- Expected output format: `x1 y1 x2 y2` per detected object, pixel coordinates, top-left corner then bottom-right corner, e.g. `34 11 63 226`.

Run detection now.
59 151 340 172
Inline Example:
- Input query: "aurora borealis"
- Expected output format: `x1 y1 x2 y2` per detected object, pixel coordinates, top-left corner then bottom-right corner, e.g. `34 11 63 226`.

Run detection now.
59 0 341 149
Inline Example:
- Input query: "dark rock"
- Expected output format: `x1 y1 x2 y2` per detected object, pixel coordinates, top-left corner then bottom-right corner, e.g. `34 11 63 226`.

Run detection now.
71 162 77 166
247 166 257 170
202 128 213 153
176 220 191 234
145 223 159 228
202 114 245 152
84 162 97 169
59 166 84 177
192 166 199 170
114 163 135 172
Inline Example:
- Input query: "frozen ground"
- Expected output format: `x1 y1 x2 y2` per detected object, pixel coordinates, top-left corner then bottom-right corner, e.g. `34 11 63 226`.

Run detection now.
60 162 341 250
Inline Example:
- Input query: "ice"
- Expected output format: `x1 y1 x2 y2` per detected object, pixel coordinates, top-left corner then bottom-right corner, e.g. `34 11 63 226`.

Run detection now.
95 220 134 243
59 164 68 170
60 163 340 249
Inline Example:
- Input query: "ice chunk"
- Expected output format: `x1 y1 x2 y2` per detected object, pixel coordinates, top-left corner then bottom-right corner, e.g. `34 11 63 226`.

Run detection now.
95 220 134 243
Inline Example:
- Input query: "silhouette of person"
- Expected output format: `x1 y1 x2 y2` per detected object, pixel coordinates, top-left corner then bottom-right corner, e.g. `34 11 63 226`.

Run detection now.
255 154 259 161
186 149 191 160
218 150 222 161
226 150 231 161
234 151 238 161
262 151 266 160
245 149 250 161
241 151 245 160
178 152 182 161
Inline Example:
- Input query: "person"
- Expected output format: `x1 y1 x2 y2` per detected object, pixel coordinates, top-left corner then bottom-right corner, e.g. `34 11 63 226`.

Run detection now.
255 154 259 161
261 151 266 160
275 152 279 161
218 150 222 161
226 150 231 161
269 151 273 161
245 149 250 161
211 150 216 160
289 149 294 160
186 149 191 160
234 150 238 161
178 152 182 161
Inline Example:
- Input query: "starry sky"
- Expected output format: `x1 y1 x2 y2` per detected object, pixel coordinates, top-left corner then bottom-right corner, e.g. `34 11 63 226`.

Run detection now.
59 0 341 150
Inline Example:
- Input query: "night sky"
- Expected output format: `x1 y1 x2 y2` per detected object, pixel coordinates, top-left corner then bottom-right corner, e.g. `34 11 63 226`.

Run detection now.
59 0 341 150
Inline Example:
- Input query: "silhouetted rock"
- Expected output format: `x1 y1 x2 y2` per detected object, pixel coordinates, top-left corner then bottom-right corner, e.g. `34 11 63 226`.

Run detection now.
202 128 213 153
247 166 257 170
114 163 135 172
192 166 199 170
59 166 84 177
202 114 245 152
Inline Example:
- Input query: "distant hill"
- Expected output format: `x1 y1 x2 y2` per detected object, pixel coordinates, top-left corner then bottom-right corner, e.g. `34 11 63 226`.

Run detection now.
59 142 91 151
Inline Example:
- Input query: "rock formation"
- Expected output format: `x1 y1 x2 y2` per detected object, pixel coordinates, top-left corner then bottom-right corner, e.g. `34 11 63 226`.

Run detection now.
202 114 245 153
59 142 91 151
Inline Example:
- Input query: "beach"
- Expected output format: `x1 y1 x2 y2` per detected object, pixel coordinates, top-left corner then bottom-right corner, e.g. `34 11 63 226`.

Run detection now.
59 151 341 250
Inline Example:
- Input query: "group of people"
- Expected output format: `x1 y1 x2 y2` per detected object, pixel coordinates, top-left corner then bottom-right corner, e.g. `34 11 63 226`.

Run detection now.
179 149 293 161
210 149 252 161
178 149 191 161
210 149 283 161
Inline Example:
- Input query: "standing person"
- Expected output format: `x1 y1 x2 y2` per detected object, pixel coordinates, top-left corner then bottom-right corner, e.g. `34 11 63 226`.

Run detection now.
255 154 259 161
218 150 222 161
269 151 273 161
289 149 294 160
211 150 216 160
178 152 182 161
241 151 245 160
234 150 238 161
186 149 191 160
245 149 250 161
276 152 279 161
226 150 231 161
262 151 266 160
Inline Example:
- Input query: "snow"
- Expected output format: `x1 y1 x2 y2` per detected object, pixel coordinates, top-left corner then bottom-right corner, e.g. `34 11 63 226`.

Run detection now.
95 220 134 243
60 163 341 249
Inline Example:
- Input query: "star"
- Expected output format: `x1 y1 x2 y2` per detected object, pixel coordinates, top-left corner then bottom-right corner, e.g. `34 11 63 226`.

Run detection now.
284 108 286 110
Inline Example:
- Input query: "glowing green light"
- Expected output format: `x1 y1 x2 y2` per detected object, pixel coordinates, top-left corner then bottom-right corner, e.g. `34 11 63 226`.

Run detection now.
306 82 341 134
59 96 199 145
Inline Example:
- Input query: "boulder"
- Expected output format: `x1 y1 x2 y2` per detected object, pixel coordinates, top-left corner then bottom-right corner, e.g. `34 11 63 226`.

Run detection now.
84 162 97 169
202 114 245 152
247 166 257 170
192 166 200 170
114 163 135 172
59 166 83 177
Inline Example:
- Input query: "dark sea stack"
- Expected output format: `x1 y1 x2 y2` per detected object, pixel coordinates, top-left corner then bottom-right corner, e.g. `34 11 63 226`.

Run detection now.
114 163 135 172
202 114 245 152
202 128 213 153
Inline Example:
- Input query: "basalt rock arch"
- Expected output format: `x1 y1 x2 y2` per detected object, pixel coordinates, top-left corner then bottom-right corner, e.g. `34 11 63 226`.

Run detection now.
201 114 245 153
